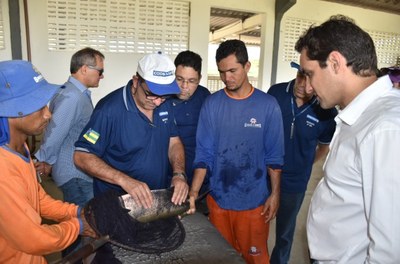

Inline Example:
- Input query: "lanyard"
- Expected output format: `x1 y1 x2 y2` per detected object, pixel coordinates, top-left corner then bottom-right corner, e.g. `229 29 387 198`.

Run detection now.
289 88 316 139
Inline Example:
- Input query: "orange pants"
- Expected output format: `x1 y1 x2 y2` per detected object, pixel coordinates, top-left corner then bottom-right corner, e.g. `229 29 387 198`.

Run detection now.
207 195 270 264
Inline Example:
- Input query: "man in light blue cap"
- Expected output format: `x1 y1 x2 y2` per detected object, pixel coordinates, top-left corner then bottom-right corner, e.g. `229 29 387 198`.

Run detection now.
0 60 96 264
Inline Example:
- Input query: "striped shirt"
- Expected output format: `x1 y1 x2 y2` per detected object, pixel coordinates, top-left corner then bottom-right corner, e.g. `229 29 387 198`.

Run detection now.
35 76 93 186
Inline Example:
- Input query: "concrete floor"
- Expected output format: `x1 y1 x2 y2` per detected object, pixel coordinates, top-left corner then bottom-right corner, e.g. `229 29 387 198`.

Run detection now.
267 157 324 264
42 158 325 264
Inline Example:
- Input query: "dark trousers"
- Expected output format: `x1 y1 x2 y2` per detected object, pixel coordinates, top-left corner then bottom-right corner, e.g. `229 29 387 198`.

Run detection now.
270 192 305 264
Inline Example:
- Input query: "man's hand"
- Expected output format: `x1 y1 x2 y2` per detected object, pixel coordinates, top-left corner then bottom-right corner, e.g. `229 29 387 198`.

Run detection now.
261 192 279 223
171 175 189 205
120 176 154 209
33 160 52 177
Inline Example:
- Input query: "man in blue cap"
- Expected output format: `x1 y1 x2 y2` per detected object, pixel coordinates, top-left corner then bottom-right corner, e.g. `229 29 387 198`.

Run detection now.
267 62 337 264
74 52 188 207
0 60 95 264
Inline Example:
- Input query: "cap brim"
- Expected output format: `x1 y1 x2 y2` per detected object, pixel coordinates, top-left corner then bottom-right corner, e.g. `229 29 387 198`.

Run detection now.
0 82 62 117
145 79 180 96
290 61 301 71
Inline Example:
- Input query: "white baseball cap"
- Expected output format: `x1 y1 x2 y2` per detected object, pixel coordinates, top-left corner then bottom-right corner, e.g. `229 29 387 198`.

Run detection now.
137 53 180 95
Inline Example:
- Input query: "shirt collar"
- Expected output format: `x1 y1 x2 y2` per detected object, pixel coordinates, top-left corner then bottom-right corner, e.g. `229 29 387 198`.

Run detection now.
337 75 393 126
68 76 89 93
123 80 138 112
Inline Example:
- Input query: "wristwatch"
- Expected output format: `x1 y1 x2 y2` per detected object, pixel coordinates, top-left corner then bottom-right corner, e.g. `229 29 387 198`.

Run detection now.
173 172 187 181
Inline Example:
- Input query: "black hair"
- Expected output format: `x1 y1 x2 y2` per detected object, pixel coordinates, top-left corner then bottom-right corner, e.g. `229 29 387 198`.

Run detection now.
295 15 378 77
216 39 248 67
174 50 202 74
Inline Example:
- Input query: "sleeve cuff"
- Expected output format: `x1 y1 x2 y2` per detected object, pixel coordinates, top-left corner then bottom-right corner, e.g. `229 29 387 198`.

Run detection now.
193 162 208 169
268 164 283 170
77 206 83 234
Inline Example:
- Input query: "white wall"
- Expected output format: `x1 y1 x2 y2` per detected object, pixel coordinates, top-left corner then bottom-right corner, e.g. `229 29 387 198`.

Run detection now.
274 0 400 84
27 0 145 105
24 0 275 105
0 0 11 60
10 0 400 103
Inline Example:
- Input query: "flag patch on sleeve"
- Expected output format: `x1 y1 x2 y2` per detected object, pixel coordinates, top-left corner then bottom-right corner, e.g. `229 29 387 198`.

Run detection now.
83 129 100 144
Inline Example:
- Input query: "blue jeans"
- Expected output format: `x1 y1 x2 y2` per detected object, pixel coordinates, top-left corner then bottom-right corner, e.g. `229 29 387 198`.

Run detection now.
60 178 94 257
270 192 305 264
60 178 93 206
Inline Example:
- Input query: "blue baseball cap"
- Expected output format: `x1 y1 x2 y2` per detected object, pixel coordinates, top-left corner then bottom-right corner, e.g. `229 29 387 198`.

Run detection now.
0 60 63 117
137 53 180 95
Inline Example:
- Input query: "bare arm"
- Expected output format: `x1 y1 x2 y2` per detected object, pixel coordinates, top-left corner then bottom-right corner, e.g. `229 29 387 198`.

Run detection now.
168 136 188 205
73 151 153 208
187 168 207 214
314 143 330 163
262 167 281 222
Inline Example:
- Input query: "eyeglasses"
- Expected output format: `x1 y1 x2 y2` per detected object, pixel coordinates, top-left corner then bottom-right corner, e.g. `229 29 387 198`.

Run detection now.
87 65 104 76
176 76 199 86
139 82 171 100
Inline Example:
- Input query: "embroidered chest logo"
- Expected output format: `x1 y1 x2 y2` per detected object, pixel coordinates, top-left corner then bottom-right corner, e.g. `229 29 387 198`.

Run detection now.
159 111 169 123
306 114 319 128
244 118 262 128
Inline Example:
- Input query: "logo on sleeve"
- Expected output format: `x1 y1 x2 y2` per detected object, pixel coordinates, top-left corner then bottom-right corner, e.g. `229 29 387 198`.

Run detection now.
83 129 100 144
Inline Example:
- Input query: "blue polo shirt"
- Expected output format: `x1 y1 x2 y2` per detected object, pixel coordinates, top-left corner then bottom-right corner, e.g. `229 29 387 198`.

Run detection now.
169 85 210 184
268 80 337 193
75 80 178 196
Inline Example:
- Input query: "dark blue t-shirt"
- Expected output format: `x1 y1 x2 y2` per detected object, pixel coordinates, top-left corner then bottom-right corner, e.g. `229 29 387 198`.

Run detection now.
169 85 210 184
268 80 337 193
75 80 178 196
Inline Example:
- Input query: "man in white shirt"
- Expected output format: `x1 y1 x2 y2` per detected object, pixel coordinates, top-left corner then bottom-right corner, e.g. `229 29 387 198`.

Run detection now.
295 15 400 263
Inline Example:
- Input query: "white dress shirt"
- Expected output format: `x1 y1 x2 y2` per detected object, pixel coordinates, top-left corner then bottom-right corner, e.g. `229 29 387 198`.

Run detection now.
307 76 400 263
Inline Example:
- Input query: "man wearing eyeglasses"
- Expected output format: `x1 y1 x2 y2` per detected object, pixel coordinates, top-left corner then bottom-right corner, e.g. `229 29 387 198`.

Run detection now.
74 53 188 260
34 47 104 256
74 52 188 210
170 51 210 199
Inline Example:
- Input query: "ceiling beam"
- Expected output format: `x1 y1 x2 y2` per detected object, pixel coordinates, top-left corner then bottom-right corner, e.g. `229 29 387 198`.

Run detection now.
209 14 262 43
